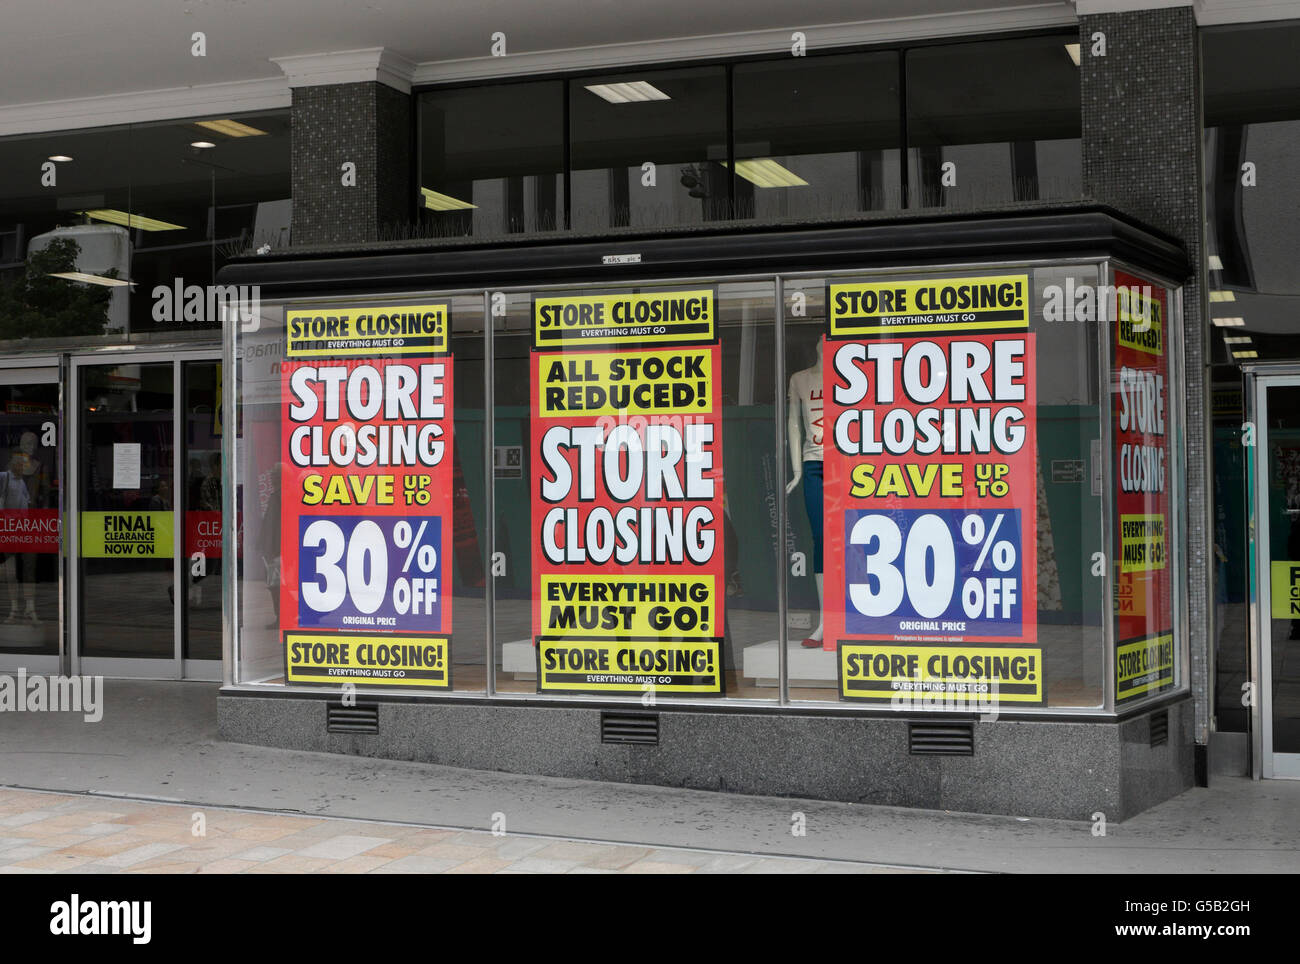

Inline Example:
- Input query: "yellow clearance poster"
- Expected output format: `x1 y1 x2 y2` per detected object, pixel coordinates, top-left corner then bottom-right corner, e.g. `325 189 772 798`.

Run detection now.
1271 561 1300 618
81 512 173 558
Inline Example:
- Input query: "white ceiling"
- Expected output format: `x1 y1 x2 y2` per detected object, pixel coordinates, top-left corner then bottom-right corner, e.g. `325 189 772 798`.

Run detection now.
0 0 1074 107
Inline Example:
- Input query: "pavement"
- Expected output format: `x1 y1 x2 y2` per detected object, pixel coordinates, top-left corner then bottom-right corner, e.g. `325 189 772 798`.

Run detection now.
0 788 924 874
0 680 1297 874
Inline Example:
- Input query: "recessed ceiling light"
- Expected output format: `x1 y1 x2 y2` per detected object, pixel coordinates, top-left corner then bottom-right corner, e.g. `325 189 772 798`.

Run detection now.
725 158 809 189
1212 316 1244 327
78 209 185 232
48 155 73 163
48 271 131 287
420 187 476 211
194 119 267 138
1222 335 1252 344
190 141 216 149
1209 290 1236 302
1065 43 1081 67
1231 350 1259 359
584 81 671 104
1207 255 1223 271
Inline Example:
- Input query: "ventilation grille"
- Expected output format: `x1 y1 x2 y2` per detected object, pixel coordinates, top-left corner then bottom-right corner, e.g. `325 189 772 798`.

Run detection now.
601 711 659 745
1149 710 1169 747
327 702 379 734
909 721 974 756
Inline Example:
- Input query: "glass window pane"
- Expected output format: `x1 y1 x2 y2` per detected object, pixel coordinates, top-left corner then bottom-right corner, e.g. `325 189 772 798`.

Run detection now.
1110 271 1178 705
733 52 902 218
493 279 779 700
0 127 132 346
418 82 565 238
783 265 1104 708
129 110 291 335
570 66 729 231
1202 20 1300 729
906 35 1082 207
234 296 486 693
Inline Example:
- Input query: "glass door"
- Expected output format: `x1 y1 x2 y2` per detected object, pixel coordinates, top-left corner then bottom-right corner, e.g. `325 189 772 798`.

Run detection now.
1250 372 1300 778
73 358 178 677
70 350 224 679
0 362 63 676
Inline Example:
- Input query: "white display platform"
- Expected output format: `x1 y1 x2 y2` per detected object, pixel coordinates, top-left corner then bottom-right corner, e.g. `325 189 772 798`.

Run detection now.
742 639 837 688
502 639 535 680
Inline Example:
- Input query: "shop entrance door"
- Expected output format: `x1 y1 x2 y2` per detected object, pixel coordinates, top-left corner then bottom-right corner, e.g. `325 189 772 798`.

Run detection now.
1248 368 1300 778
0 359 63 677
70 351 223 680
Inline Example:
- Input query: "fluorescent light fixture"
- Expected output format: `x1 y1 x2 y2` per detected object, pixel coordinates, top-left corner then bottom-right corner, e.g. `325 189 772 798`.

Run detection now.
1208 255 1223 271
1209 290 1236 302
420 187 476 211
1222 335 1252 344
584 81 670 104
78 209 185 232
48 271 130 287
190 141 216 149
1065 43 1081 66
194 118 267 138
48 154 72 163
1232 350 1259 359
725 158 809 189
1212 316 1245 327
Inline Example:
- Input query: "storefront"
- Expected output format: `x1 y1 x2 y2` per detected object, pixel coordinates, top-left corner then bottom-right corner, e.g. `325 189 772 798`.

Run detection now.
0 344 224 679
214 209 1196 819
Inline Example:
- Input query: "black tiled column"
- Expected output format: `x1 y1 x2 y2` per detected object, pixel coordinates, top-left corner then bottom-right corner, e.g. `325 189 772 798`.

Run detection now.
290 81 412 246
1080 5 1209 740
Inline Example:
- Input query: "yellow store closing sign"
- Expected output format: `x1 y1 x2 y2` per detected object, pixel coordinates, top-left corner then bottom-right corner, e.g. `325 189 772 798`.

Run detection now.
837 642 1044 704
1116 634 1175 701
536 638 723 694
286 303 448 358
285 632 451 689
533 290 715 349
828 275 1029 337
81 512 173 558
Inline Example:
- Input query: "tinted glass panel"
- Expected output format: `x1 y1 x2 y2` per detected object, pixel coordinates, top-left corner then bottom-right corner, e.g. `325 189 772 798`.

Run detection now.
906 35 1082 207
733 52 902 217
419 82 565 238
570 66 729 230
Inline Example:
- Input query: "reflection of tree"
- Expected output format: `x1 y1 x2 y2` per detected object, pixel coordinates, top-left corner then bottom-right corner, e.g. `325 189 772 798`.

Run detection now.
0 237 116 340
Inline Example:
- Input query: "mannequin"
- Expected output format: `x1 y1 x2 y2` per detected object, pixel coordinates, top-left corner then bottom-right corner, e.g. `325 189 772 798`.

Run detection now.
785 339 825 648
0 452 35 625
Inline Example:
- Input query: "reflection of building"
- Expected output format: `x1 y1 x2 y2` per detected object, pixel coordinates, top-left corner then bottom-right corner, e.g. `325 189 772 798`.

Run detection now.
0 0 1298 817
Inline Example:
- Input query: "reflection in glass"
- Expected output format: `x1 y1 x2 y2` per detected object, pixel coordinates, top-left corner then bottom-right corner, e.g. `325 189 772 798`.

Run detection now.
906 35 1081 208
183 361 223 661
570 67 729 231
0 381 60 654
733 53 902 218
418 82 564 238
